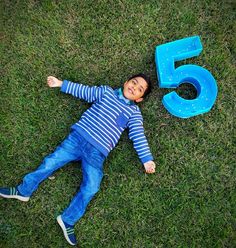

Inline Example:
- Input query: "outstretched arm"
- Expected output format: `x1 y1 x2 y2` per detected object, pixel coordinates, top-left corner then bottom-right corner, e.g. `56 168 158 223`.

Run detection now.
47 76 106 103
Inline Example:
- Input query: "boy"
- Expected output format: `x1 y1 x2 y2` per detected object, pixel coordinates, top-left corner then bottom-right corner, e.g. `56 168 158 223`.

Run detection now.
0 74 156 246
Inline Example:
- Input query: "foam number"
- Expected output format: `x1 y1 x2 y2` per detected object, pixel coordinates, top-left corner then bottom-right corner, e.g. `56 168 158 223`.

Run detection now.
155 36 218 118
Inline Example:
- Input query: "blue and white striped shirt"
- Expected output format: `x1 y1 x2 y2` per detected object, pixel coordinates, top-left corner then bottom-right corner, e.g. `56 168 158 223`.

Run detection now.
61 80 153 164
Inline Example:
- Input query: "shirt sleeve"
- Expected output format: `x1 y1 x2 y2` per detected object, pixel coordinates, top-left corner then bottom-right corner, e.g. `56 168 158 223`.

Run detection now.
127 109 154 164
60 80 107 103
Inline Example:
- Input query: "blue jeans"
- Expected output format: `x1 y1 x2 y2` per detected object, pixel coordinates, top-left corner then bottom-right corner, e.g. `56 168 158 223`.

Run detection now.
17 130 106 226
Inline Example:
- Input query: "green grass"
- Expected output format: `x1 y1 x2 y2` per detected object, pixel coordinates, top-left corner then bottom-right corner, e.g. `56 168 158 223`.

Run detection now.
0 0 235 247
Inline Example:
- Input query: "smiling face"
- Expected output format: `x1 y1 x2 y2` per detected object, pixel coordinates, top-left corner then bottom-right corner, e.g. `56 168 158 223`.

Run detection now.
123 76 148 102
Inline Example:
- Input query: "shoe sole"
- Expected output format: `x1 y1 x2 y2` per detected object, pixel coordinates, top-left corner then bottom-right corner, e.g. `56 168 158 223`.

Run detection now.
0 193 29 202
57 215 76 246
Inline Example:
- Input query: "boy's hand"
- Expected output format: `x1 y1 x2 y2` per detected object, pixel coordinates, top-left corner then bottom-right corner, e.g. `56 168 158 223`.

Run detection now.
47 76 63 87
144 161 156 174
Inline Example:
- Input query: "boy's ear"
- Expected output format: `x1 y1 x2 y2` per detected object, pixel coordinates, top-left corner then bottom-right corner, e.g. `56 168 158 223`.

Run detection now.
135 98 143 103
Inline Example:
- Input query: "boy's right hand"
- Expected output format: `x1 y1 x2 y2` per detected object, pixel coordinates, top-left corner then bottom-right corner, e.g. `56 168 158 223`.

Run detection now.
47 76 63 88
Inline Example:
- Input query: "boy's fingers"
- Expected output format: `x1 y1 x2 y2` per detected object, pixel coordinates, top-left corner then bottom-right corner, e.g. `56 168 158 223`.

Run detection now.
146 168 155 173
47 76 54 83
144 162 156 174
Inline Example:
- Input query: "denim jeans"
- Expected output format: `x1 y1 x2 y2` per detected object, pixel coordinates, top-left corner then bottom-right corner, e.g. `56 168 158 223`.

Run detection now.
17 130 106 225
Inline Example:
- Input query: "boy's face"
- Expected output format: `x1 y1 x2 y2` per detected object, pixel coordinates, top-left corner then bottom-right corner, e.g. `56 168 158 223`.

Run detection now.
123 76 148 102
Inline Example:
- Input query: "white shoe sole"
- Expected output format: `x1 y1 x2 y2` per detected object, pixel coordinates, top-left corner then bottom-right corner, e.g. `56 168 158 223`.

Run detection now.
57 215 76 246
0 193 29 202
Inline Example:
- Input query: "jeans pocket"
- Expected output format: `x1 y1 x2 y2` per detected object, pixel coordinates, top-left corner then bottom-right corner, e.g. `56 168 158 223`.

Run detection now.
85 145 105 168
60 130 82 151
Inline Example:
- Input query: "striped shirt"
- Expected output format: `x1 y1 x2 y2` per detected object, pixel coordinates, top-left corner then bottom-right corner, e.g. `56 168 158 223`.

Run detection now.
61 80 153 164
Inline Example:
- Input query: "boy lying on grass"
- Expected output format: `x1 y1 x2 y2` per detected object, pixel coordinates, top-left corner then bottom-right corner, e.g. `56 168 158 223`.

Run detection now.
0 74 156 246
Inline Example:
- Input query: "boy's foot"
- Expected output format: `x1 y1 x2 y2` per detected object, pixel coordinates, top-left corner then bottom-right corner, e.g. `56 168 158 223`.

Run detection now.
0 187 30 202
57 215 77 246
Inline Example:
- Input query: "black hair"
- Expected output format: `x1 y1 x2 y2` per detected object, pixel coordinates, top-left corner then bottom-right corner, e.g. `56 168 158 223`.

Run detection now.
127 73 152 98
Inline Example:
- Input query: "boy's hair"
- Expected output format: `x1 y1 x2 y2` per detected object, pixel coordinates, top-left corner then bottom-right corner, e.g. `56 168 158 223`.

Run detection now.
127 73 152 98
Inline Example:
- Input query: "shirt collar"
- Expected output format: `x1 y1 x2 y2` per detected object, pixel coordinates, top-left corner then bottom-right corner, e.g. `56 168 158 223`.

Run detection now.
114 88 134 105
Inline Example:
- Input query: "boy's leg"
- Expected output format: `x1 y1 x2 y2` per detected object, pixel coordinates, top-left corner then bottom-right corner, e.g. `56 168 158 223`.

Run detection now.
17 131 82 197
60 145 105 226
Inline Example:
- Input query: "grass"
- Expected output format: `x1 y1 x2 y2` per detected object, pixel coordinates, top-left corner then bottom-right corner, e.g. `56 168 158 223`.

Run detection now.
0 0 235 247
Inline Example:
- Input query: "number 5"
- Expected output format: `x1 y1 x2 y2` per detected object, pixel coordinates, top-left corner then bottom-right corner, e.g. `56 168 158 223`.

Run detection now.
155 36 218 118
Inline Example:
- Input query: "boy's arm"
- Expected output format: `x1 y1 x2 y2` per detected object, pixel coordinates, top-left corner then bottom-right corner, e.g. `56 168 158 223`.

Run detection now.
127 110 156 174
47 76 106 103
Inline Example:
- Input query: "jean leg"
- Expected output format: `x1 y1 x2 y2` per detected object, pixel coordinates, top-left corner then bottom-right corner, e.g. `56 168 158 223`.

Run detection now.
17 131 82 196
61 145 105 225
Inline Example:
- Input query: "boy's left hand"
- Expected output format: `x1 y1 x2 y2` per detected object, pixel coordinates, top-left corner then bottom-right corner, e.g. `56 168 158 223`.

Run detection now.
144 161 156 174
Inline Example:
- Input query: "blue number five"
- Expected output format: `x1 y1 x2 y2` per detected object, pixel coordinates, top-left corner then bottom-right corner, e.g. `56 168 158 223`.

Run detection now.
155 36 218 118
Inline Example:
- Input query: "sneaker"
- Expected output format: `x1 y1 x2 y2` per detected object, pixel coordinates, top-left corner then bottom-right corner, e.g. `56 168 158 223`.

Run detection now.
0 187 29 202
57 215 77 246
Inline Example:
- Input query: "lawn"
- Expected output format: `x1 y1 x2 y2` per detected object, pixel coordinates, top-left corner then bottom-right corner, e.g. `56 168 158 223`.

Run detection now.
0 0 235 247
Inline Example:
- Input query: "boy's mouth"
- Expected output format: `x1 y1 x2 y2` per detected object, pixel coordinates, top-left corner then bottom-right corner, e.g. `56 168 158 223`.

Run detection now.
128 88 134 95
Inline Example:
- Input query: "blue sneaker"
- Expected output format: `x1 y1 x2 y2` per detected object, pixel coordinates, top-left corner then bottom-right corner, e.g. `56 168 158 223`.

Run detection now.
0 187 30 202
57 215 77 246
